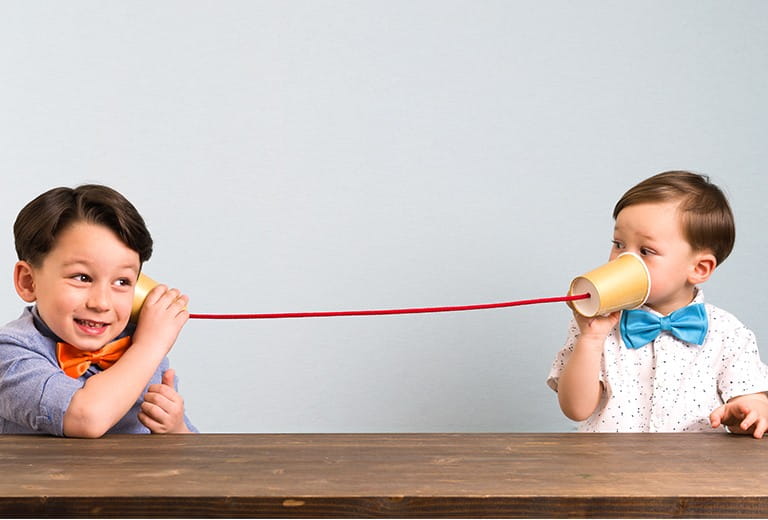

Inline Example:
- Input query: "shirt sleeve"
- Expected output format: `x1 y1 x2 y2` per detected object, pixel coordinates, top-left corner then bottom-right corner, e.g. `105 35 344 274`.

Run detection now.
546 318 580 392
0 338 83 436
717 324 768 402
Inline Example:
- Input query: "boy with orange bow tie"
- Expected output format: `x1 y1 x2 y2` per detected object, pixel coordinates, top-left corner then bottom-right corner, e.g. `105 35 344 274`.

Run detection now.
547 171 768 437
0 185 196 437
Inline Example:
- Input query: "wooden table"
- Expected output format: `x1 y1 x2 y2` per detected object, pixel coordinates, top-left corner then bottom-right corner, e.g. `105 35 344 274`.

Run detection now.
1 432 767 518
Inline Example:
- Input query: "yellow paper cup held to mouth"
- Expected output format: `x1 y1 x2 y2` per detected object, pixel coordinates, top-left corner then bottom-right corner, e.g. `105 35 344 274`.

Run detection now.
568 252 651 317
131 272 160 322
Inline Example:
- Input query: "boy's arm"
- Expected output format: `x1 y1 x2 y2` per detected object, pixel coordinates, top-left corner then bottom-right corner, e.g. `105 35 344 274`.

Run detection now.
556 311 619 421
710 392 768 439
63 285 189 438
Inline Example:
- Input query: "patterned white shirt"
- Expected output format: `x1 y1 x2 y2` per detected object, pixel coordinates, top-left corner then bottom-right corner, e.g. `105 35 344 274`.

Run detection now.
547 289 768 432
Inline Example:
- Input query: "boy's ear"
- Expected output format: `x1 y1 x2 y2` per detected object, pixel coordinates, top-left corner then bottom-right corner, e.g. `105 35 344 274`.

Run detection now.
688 251 717 285
14 261 37 303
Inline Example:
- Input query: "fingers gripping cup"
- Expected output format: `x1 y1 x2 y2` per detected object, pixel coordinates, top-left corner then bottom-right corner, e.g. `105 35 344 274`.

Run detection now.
568 252 651 317
131 272 160 322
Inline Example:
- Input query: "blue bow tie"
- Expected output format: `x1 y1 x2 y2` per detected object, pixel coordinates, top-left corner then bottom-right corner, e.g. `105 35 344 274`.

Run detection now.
620 303 708 349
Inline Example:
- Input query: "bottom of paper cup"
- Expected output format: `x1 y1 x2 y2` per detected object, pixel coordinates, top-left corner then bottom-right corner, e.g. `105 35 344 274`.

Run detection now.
570 277 600 317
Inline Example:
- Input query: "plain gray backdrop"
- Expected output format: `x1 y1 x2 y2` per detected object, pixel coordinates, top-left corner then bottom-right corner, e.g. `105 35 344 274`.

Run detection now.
1 1 767 433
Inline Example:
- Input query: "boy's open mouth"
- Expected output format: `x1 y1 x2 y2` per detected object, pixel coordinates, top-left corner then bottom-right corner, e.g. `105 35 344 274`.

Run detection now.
75 319 108 329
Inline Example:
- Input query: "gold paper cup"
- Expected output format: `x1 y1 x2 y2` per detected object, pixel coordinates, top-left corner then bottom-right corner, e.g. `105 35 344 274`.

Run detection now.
131 272 160 322
568 252 651 317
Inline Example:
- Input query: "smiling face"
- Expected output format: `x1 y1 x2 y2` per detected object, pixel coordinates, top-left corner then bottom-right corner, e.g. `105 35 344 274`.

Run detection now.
15 221 141 352
609 201 716 316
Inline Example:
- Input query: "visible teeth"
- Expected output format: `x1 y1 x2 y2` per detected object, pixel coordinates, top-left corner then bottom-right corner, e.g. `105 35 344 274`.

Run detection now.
77 319 105 328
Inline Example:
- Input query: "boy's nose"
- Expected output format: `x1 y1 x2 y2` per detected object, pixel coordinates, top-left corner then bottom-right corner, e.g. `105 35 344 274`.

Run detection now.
86 284 111 311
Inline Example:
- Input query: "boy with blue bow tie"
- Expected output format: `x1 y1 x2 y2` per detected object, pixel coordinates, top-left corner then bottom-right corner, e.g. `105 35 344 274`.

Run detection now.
547 171 768 437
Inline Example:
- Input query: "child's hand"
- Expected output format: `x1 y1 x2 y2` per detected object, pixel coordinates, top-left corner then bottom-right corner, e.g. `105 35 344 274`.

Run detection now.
133 284 189 355
139 369 191 433
710 393 768 439
573 310 621 344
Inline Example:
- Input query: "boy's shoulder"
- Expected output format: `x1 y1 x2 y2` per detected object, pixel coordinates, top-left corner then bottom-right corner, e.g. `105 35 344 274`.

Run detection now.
0 307 52 355
705 301 753 335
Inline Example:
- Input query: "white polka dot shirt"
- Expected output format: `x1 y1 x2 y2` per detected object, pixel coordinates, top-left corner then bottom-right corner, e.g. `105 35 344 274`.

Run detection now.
547 289 768 432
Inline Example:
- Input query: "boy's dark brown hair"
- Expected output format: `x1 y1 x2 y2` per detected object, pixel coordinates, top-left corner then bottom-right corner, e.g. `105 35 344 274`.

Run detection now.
613 170 735 265
14 184 153 267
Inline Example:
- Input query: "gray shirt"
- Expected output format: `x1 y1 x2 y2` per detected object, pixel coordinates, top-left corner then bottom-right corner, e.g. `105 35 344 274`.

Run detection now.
0 306 196 435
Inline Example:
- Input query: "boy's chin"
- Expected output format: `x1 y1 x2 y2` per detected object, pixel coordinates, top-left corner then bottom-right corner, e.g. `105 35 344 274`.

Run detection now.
63 329 127 351
62 339 109 352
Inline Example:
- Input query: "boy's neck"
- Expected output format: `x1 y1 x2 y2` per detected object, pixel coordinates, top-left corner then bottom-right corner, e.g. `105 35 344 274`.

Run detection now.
646 287 699 316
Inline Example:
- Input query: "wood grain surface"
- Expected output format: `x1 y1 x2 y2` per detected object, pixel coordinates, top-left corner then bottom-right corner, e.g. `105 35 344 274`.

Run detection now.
0 432 765 517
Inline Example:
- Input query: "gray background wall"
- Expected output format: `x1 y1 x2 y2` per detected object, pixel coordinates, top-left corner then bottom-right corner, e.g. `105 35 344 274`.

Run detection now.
1 1 766 433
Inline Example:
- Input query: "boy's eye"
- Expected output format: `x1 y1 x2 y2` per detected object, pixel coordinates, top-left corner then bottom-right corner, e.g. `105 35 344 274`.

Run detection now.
115 278 133 287
72 274 91 283
640 247 654 256
611 240 624 249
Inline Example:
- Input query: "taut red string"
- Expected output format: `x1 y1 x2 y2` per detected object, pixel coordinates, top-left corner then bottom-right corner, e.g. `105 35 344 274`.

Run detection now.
189 292 590 320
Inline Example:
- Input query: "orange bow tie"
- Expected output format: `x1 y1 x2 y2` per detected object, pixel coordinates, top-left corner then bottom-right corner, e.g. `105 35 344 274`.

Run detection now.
56 336 132 378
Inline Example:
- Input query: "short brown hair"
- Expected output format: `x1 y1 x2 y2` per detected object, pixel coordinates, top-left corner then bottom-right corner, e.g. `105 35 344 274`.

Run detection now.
14 184 153 267
612 171 735 265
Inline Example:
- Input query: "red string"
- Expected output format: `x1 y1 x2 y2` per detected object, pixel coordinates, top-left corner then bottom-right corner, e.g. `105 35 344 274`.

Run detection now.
189 292 590 320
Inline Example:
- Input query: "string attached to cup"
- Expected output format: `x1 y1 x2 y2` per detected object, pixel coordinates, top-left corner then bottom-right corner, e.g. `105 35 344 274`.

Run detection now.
131 252 651 322
187 293 591 320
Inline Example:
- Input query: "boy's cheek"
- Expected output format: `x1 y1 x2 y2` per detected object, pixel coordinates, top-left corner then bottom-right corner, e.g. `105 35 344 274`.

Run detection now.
115 300 135 330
